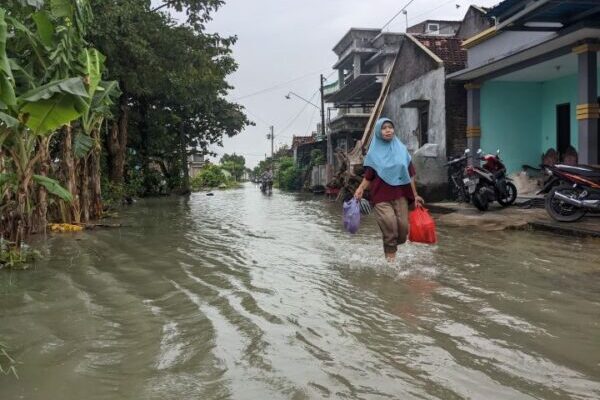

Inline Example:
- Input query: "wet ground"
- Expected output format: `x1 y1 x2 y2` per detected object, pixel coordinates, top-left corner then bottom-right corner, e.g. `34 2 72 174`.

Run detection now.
1 183 599 399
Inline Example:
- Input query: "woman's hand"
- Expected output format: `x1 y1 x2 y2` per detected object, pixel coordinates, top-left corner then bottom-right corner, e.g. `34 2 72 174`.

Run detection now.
415 195 425 206
354 186 364 200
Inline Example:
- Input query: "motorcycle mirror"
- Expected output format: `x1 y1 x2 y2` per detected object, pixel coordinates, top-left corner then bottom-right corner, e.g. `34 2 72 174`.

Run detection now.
477 148 483 155
464 149 471 155
496 149 501 155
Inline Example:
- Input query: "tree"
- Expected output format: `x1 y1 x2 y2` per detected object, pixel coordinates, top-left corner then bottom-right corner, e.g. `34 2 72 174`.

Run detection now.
220 153 245 181
88 0 251 195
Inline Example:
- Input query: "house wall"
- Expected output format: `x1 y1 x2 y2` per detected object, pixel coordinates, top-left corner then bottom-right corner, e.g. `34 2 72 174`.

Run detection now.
456 7 491 40
540 69 600 153
481 69 600 173
383 68 448 199
481 81 543 173
468 31 554 69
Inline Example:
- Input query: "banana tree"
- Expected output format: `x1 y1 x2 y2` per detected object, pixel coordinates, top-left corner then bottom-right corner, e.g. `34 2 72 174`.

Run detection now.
74 48 120 221
0 7 88 247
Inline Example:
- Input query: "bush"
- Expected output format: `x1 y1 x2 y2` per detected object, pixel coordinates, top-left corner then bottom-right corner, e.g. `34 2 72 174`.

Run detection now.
191 164 233 190
276 156 303 191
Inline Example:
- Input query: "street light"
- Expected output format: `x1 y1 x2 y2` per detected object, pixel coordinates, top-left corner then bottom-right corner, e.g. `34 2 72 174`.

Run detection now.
285 92 321 111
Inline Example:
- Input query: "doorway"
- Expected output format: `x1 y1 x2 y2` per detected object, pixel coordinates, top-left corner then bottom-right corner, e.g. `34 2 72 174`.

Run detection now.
556 103 571 160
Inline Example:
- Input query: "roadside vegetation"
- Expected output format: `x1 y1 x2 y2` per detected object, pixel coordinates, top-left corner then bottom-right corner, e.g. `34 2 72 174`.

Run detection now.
0 0 250 266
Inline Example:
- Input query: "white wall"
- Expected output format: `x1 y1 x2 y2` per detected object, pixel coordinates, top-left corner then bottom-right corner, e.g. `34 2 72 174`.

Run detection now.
468 31 555 69
382 68 447 186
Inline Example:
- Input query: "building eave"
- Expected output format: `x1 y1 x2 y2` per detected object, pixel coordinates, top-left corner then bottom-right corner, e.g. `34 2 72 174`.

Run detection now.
449 24 600 82
462 26 498 49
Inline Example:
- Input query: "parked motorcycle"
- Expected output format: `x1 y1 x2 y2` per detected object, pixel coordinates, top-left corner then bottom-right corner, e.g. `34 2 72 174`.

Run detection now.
542 164 600 222
446 149 472 203
467 149 518 211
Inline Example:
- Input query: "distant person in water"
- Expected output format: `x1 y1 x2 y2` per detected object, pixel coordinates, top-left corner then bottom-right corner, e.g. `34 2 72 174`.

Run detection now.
354 117 424 262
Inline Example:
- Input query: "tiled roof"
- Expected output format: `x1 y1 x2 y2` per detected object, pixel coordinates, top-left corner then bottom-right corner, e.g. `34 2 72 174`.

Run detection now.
292 135 315 148
413 35 467 73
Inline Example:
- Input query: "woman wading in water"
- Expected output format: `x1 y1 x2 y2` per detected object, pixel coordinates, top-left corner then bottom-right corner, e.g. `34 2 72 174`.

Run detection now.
354 117 424 262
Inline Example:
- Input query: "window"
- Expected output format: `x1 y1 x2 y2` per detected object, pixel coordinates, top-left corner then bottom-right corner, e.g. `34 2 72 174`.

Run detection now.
426 23 439 34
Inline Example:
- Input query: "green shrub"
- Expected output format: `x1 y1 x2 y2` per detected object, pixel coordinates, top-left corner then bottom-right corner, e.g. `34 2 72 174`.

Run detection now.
276 156 303 191
191 164 233 190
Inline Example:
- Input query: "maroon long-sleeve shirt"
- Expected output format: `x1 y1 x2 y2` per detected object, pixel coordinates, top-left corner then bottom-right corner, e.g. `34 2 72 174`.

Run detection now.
364 163 416 205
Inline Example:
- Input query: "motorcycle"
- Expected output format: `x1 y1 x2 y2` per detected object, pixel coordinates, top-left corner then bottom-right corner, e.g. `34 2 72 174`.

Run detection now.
467 149 518 211
260 179 273 195
446 149 472 203
542 164 600 222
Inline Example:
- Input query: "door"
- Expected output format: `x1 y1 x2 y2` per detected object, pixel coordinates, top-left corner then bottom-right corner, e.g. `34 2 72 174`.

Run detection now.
556 103 571 160
419 108 429 147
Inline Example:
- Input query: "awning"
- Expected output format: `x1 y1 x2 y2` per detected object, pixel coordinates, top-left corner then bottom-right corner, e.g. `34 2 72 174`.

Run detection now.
449 24 600 82
490 0 600 31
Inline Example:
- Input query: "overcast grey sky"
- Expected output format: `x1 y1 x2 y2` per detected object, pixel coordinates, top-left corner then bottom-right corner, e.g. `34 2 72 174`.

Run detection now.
197 0 501 167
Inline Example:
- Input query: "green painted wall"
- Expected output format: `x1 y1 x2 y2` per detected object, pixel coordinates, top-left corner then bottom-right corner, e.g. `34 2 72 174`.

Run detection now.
481 81 542 173
481 69 600 173
540 70 600 153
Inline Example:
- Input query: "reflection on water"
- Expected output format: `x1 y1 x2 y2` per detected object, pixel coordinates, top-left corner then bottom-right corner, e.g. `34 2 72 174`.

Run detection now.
1 183 599 399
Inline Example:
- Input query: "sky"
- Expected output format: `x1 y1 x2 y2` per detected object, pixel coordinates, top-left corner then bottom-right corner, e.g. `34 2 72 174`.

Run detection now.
180 0 502 167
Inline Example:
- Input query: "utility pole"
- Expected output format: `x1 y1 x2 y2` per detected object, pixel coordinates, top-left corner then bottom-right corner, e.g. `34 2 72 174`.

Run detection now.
321 74 333 181
267 126 274 169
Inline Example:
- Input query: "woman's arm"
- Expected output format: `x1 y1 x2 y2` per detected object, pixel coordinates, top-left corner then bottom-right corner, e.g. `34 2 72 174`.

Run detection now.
354 178 370 200
410 177 425 206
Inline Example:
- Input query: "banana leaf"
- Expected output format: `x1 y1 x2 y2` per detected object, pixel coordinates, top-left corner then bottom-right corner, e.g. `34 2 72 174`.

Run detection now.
0 9 17 107
50 0 73 19
20 77 88 102
32 11 55 48
0 111 18 128
33 174 72 202
73 130 93 158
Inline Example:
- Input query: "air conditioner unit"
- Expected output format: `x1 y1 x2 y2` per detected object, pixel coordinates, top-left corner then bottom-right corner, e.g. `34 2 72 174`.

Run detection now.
426 23 440 35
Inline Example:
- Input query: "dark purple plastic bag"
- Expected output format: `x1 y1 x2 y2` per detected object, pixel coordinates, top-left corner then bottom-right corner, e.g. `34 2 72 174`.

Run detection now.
343 198 361 234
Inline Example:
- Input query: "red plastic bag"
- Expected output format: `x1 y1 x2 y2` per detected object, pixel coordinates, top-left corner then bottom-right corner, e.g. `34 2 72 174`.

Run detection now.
408 206 437 244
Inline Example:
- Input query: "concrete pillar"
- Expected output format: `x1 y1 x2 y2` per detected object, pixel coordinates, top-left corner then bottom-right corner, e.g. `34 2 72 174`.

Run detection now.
338 69 345 87
574 43 599 165
353 54 362 79
465 82 482 164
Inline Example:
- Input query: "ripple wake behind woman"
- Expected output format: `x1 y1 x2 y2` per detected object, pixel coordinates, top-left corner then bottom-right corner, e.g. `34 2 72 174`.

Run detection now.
354 117 425 262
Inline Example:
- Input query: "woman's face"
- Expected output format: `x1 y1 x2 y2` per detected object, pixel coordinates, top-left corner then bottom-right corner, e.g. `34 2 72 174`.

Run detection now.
381 122 394 141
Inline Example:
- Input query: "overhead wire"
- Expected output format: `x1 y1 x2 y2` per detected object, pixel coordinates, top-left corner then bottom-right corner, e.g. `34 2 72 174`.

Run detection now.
231 67 331 101
382 0 418 31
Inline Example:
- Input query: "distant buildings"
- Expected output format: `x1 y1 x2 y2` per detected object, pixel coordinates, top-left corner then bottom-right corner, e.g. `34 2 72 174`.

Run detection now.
188 153 205 177
322 6 490 199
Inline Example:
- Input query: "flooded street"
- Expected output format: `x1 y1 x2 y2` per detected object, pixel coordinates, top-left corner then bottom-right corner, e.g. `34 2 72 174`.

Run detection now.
1 183 600 400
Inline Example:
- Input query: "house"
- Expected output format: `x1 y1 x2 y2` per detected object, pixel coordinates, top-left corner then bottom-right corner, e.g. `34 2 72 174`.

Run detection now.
188 153 205 177
449 0 600 172
291 134 316 168
324 28 404 172
381 33 471 199
324 6 491 199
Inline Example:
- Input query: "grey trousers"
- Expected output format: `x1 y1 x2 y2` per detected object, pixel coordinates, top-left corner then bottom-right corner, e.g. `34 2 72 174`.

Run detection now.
374 198 409 254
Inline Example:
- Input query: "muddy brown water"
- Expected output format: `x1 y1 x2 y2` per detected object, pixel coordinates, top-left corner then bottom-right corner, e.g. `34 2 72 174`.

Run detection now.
1 183 599 399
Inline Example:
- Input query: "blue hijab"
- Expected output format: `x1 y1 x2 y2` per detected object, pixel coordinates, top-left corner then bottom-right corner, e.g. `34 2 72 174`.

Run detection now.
364 117 411 186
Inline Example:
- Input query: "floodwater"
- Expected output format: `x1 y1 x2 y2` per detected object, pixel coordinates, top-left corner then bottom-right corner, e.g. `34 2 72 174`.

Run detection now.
1 183 600 400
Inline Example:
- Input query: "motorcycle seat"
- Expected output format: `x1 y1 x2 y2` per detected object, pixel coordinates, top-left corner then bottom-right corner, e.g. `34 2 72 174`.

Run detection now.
555 164 600 178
